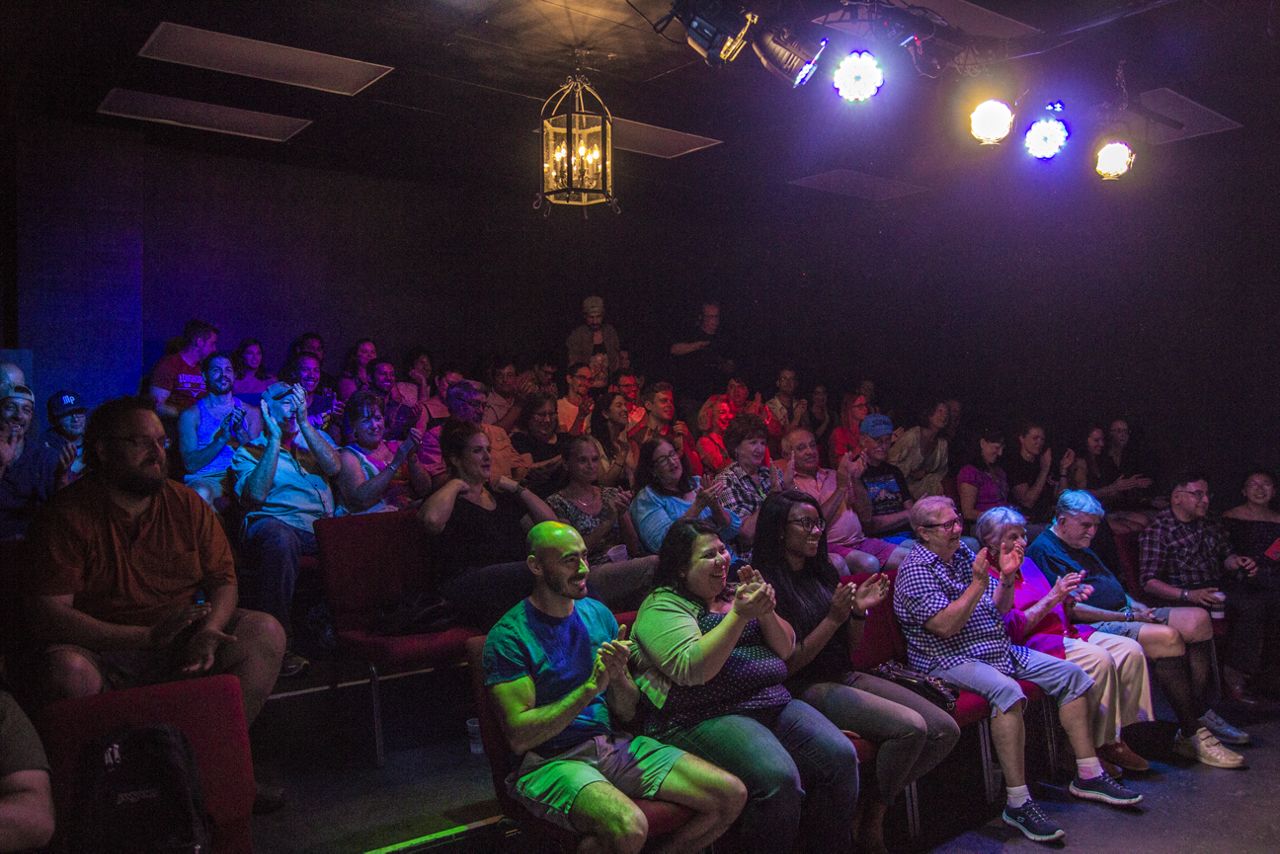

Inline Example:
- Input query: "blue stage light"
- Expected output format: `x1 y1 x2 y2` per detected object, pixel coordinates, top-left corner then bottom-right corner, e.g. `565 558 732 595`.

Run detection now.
833 51 884 102
1024 116 1069 159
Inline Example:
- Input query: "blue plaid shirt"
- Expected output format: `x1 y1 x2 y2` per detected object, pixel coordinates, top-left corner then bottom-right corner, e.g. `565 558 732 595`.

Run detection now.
893 542 1031 674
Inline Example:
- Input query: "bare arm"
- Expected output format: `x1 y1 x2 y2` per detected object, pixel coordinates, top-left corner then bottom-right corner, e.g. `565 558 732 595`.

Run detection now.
240 438 281 506
419 478 468 535
150 386 179 419
669 340 709 356
296 419 341 478
0 770 55 853
957 482 981 522
337 446 411 511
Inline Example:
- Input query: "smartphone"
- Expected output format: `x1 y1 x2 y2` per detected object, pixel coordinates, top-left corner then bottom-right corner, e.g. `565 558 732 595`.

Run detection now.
194 590 206 606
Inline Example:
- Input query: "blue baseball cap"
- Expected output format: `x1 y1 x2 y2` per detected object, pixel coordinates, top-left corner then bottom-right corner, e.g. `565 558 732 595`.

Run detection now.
860 414 894 438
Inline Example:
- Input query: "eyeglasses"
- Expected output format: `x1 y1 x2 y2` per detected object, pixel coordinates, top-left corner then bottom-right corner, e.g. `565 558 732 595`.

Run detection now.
1176 489 1211 501
921 517 963 530
654 452 681 466
788 517 826 533
110 435 170 451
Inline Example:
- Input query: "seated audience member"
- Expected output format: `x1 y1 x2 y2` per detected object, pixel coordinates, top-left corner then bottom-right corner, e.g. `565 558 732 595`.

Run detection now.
714 414 779 554
630 520 859 854
765 368 808 439
482 358 521 431
41 390 88 484
21 396 285 729
558 363 595 435
956 427 1009 523
1099 419 1158 510
1223 468 1280 586
422 381 528 486
366 359 420 443
336 338 378 403
1005 421 1073 523
232 338 276 404
976 507 1154 775
614 370 646 432
630 439 739 556
857 414 915 541
0 690 55 851
1068 425 1152 534
232 382 341 677
894 496 1140 843
516 353 560 399
148 319 218 418
755 492 959 851
855 377 882 414
394 348 434 407
484 522 745 852
829 393 870 463
807 383 832 465
511 392 568 497
287 331 337 392
336 391 428 513
887 400 950 500
419 420 556 629
547 436 656 609
695 396 734 476
425 364 466 422
282 352 341 435
588 390 636 488
634 382 700 477
178 352 258 508
783 428 906 573
1 381 72 540
1140 472 1270 705
566 295 623 374
1030 490 1247 766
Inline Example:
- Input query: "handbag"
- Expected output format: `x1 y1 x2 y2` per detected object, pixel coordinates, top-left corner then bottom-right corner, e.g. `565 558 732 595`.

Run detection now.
373 592 458 636
872 661 957 713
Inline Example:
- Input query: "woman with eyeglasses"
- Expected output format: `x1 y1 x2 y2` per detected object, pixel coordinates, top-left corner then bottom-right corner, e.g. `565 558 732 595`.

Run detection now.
754 491 960 853
336 391 430 513
827 392 869 464
629 519 860 854
714 413 782 555
629 438 740 556
510 391 568 497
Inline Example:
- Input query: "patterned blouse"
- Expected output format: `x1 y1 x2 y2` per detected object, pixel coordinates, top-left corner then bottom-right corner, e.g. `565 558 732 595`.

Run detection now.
547 491 619 564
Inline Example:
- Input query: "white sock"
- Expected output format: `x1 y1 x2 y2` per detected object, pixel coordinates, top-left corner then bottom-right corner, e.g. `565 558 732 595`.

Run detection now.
1006 785 1031 808
1076 757 1104 779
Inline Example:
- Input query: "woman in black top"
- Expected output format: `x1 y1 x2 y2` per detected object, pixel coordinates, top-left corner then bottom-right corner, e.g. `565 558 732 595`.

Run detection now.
419 419 556 628
510 391 568 497
754 491 960 852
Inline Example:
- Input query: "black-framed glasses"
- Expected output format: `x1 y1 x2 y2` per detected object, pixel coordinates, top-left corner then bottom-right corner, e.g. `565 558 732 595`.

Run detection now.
654 451 681 466
1175 489 1211 501
788 517 826 533
109 435 170 451
921 516 963 530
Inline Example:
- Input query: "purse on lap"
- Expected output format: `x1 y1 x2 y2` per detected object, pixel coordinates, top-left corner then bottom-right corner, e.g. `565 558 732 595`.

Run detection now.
872 661 958 713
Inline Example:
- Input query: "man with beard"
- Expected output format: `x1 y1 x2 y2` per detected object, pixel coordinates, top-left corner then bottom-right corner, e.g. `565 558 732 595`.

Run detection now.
484 521 745 852
634 382 699 477
178 352 258 508
20 396 285 735
232 382 341 677
1 380 73 539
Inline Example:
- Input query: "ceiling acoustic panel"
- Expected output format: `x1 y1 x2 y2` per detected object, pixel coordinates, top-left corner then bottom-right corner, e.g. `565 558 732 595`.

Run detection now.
139 22 394 95
788 169 926 201
1136 88 1243 145
613 118 722 158
97 88 312 142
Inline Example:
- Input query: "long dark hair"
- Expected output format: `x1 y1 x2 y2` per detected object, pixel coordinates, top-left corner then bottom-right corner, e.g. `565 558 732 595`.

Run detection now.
752 491 839 632
652 519 723 605
590 390 626 449
635 438 693 497
342 338 377 378
233 338 271 381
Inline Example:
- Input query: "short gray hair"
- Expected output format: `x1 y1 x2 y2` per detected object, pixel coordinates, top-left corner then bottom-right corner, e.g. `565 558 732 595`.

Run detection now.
1055 490 1105 520
974 506 1027 550
910 496 957 531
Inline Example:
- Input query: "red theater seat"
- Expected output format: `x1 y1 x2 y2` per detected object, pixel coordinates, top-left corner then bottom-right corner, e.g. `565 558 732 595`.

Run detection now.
37 675 255 854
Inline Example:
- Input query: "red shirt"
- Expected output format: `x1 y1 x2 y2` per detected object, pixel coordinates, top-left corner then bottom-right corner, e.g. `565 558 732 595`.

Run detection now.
150 352 206 412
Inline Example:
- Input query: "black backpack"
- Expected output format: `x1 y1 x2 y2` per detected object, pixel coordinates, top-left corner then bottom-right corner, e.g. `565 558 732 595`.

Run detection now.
72 724 213 853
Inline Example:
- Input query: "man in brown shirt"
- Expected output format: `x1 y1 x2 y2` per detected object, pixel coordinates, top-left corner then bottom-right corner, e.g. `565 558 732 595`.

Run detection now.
21 396 284 728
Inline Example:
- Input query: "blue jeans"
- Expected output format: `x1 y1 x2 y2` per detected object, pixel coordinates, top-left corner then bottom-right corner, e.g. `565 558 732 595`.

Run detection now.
662 700 859 854
240 517 318 635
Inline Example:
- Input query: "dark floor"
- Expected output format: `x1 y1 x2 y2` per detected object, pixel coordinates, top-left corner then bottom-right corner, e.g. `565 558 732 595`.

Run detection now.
248 665 1280 853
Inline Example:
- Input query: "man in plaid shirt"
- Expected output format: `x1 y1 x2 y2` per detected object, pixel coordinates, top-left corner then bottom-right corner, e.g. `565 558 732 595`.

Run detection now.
1140 472 1263 703
894 496 1140 843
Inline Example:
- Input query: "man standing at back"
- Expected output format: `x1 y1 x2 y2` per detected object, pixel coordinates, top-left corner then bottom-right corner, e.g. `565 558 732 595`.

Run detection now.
484 521 745 853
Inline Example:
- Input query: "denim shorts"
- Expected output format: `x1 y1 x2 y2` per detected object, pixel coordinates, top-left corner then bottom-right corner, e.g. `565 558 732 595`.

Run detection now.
932 648 1094 715
1092 607 1173 639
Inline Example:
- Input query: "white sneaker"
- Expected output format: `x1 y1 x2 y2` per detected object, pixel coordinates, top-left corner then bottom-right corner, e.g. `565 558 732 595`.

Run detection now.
1173 727 1246 769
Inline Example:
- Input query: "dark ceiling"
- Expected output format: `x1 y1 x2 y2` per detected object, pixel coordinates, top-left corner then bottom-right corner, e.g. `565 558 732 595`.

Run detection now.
6 1 1279 197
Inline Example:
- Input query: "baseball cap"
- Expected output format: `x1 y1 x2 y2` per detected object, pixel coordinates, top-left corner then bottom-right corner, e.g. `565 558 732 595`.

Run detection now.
0 381 36 406
582 295 605 314
47 390 86 419
860 414 894 438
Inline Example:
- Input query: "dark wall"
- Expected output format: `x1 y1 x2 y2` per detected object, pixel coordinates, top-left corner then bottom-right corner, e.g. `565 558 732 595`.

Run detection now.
14 117 1278 503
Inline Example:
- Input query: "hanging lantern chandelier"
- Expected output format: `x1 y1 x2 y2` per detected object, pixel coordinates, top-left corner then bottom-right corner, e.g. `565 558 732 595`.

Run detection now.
537 75 617 212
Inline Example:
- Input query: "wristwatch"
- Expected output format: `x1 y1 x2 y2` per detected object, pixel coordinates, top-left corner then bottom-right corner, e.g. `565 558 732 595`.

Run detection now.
1124 607 1133 622
1179 588 1189 603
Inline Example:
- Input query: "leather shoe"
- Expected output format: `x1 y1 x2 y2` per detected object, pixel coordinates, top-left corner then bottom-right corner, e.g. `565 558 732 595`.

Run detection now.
1098 741 1151 772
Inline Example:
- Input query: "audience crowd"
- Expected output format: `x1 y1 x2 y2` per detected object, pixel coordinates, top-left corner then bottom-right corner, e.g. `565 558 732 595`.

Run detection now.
1 298 1278 851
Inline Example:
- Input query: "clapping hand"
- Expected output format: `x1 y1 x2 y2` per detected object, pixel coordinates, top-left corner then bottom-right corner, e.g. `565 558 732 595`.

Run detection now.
0 426 20 468
854 572 890 612
259 398 282 441
972 547 993 585
592 625 632 692
997 540 1024 581
1050 571 1086 604
180 626 236 674
827 581 858 623
1058 448 1076 477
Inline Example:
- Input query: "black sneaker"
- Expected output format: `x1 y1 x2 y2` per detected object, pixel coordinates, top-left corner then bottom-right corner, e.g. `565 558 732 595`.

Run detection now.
1069 771 1143 806
1002 799 1065 842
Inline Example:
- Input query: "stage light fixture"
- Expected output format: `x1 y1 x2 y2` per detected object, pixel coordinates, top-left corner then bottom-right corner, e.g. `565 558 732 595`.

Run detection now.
752 25 827 87
661 1 758 66
833 51 884 102
969 99 1014 144
1024 104 1068 159
1095 141 1135 179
